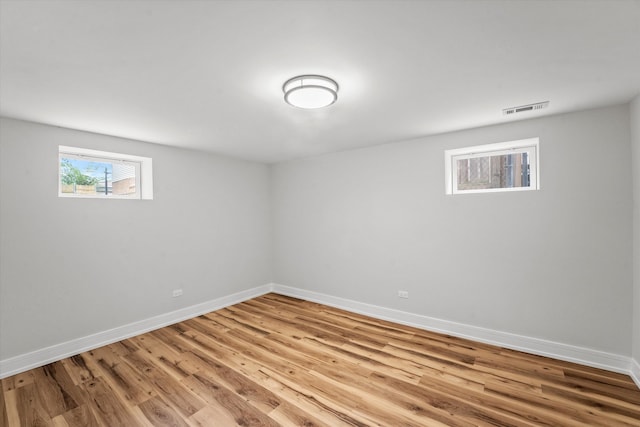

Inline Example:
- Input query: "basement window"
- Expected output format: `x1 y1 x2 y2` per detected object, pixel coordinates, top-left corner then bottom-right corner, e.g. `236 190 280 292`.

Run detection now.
58 146 153 199
445 138 539 195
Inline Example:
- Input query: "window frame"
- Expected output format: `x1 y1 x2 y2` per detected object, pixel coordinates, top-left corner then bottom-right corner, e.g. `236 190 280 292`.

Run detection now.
58 146 153 200
444 137 540 195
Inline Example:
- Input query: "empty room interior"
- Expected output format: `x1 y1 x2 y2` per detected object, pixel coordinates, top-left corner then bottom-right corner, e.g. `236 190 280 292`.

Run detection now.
1 1 640 426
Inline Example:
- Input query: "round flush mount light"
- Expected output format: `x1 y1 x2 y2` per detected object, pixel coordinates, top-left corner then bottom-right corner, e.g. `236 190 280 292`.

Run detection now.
283 75 339 109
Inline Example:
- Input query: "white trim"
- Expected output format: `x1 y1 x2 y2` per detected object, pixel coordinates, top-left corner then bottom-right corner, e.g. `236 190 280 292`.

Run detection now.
445 138 540 157
58 145 153 200
271 284 632 375
631 358 640 389
2 283 636 385
445 137 540 195
0 284 272 379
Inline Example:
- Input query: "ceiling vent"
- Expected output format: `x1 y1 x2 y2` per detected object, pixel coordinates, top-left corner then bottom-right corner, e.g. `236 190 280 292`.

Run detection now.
503 101 549 116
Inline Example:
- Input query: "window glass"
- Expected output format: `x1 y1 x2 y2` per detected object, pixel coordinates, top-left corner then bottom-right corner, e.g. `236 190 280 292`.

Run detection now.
58 146 152 199
456 152 530 191
445 138 539 195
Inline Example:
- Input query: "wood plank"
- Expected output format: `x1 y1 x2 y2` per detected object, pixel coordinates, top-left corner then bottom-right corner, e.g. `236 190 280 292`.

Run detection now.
13 382 51 426
2 370 36 393
541 383 640 425
177 331 374 426
60 353 100 386
188 405 239 427
483 378 602 426
86 346 157 406
32 362 81 419
264 398 333 427
122 351 206 418
0 387 13 427
183 349 281 414
124 333 198 381
2 293 639 427
61 404 100 427
137 396 190 427
50 414 70 427
82 377 140 427
183 373 280 427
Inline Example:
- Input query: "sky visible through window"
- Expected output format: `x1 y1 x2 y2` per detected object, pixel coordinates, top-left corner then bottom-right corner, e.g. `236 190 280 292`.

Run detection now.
60 156 114 195
59 145 150 199
64 158 112 180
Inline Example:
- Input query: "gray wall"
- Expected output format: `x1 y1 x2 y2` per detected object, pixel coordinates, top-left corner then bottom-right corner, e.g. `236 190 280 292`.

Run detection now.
2 104 636 365
632 96 640 364
0 118 272 360
272 105 633 355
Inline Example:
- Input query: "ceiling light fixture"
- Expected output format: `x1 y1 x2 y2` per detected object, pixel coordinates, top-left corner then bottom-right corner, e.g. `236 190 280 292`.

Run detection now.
283 75 338 109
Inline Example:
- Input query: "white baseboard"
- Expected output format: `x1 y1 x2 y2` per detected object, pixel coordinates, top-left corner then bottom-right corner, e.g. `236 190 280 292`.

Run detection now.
2 282 636 386
271 284 633 376
0 284 273 379
631 358 640 389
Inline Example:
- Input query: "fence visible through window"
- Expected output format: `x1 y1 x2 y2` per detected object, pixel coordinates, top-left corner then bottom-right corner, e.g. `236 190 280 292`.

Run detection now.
60 157 137 196
58 146 152 200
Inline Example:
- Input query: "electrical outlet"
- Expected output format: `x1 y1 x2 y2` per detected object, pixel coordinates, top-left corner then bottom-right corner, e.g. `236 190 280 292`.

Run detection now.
172 289 183 297
398 290 409 299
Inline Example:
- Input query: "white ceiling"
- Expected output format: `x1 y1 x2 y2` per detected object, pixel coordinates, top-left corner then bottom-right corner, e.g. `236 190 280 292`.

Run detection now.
1 0 639 163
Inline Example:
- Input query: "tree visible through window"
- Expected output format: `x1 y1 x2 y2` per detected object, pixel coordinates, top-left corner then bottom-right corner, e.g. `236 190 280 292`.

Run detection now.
58 146 153 199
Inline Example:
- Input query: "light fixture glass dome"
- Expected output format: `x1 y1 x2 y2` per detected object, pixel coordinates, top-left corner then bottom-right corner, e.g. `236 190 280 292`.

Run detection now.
283 75 338 109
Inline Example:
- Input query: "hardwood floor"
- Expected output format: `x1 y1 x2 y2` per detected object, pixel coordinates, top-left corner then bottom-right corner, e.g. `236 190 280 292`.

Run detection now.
2 293 639 426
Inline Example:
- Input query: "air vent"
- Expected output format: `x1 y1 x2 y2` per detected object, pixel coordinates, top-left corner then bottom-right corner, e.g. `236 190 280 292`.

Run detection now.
503 101 549 116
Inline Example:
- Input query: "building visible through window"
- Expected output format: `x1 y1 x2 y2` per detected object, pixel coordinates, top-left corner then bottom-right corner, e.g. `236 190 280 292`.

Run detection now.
456 152 530 191
445 138 539 195
59 146 153 199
